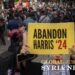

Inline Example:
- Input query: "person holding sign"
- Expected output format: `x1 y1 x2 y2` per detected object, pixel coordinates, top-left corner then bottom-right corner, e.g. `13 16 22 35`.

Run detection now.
20 31 42 75
20 30 72 75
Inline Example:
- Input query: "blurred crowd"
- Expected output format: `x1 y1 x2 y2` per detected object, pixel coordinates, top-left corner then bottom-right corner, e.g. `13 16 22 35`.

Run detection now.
1 2 75 23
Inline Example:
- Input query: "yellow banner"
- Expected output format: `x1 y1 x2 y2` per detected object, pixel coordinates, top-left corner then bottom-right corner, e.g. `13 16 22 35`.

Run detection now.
28 23 74 54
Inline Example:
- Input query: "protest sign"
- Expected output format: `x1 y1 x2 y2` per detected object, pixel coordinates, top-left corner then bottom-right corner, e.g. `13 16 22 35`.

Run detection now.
28 23 74 54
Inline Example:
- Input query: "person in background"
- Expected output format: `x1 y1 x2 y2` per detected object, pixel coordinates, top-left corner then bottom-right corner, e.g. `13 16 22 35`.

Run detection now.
23 12 36 31
51 11 60 23
39 9 51 23
0 17 6 45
